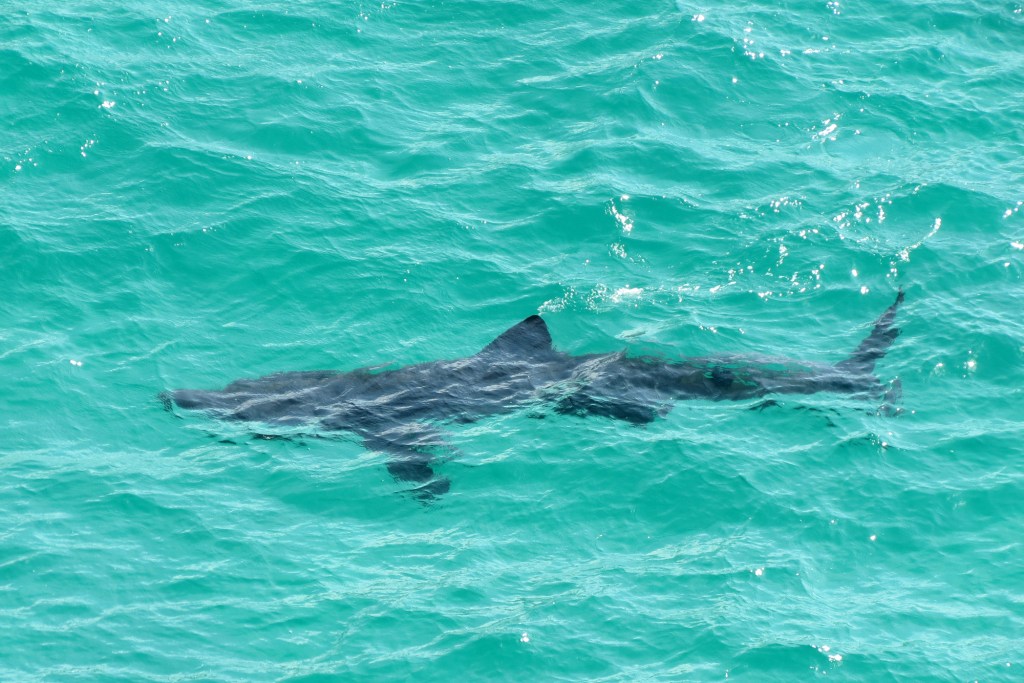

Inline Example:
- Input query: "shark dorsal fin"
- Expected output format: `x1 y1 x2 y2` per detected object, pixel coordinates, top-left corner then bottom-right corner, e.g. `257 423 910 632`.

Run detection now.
479 315 553 358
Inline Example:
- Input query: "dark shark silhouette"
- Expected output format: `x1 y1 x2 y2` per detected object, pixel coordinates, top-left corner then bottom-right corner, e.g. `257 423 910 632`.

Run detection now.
165 291 904 499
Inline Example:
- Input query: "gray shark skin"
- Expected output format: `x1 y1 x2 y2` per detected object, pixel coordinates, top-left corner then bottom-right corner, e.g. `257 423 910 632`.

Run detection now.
164 291 904 500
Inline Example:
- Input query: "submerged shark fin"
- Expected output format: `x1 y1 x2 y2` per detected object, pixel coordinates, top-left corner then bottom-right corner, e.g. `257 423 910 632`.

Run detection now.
360 423 453 503
478 315 554 358
836 289 905 376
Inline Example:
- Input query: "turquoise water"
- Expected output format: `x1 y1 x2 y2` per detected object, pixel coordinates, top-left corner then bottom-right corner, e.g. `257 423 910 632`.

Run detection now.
3 1 1023 679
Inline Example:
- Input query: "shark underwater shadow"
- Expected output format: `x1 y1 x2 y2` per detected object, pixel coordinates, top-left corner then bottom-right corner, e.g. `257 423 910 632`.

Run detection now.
163 291 905 501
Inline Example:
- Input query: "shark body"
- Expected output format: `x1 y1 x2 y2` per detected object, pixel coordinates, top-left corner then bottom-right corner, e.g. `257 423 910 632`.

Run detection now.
166 291 904 498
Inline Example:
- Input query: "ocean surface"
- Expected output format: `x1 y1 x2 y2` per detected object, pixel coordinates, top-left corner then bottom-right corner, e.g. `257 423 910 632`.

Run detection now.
2 1 1023 680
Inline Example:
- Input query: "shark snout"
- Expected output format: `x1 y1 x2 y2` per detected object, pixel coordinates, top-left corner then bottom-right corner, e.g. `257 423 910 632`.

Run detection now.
163 389 228 411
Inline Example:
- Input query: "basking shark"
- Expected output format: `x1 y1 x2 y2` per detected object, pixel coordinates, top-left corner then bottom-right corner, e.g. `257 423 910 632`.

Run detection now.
165 291 904 499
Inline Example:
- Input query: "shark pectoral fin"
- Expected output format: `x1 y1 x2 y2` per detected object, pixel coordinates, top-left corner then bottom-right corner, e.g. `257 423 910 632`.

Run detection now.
361 423 453 501
384 453 451 500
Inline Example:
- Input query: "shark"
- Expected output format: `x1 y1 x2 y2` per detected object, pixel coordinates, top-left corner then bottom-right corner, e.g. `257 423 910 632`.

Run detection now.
164 290 904 499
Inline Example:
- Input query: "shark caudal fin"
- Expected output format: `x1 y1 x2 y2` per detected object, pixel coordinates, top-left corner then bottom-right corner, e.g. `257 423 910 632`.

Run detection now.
836 289 905 376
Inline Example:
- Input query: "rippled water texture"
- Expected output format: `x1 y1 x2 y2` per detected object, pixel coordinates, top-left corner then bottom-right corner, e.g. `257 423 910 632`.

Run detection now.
2 1 1023 680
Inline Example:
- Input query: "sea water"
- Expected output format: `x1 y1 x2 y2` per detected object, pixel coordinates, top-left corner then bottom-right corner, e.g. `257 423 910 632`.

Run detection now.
2 1 1023 680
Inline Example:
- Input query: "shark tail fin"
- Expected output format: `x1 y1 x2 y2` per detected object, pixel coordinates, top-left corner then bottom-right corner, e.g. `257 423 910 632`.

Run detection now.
836 289 905 376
